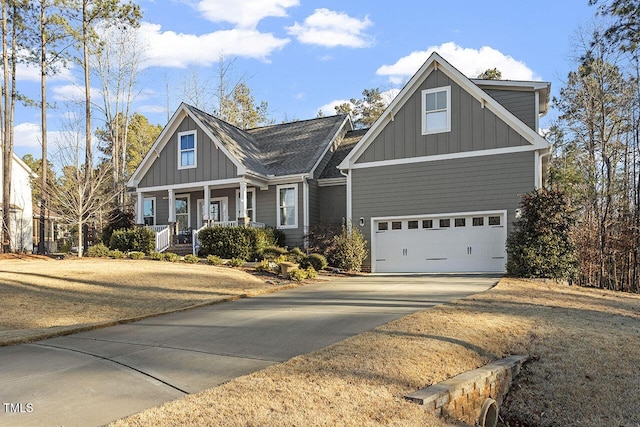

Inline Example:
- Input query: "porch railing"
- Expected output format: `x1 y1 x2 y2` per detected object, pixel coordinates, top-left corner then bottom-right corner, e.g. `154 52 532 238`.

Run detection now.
192 225 207 256
146 225 170 253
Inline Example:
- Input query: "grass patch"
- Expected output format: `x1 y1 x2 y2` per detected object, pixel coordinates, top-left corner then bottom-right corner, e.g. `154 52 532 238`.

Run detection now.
0 257 298 346
110 278 640 427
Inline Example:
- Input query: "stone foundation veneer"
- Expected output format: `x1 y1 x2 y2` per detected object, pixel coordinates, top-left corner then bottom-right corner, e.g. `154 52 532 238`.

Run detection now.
405 355 528 426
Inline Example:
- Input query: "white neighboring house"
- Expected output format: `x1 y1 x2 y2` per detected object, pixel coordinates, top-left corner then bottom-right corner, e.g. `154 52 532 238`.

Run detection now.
0 151 36 252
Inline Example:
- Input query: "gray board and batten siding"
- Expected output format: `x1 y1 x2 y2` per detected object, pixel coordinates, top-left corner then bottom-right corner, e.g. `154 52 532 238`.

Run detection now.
138 116 238 189
481 88 536 131
356 70 532 164
351 151 535 268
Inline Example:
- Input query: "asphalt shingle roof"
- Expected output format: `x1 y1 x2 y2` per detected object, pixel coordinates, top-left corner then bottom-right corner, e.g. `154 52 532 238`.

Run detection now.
185 104 348 177
318 129 368 179
246 115 347 176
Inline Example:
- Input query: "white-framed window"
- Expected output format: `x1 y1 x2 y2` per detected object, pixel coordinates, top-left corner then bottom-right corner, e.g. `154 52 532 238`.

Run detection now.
143 197 156 226
277 184 298 229
178 130 197 169
236 188 256 222
421 86 451 135
175 194 190 232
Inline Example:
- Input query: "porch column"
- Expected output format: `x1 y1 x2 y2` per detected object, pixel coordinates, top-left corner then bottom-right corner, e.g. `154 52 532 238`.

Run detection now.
168 188 176 223
203 184 211 224
136 191 144 225
238 180 249 226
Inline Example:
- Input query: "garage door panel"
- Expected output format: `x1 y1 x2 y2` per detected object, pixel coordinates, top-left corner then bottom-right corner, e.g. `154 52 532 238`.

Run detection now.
374 213 506 273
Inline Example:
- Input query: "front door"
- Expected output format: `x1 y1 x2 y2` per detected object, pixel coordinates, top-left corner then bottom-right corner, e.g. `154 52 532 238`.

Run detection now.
197 197 229 228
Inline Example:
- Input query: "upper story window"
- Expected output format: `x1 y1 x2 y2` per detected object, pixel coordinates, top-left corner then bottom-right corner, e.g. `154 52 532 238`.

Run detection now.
422 86 451 135
277 184 298 229
178 130 197 169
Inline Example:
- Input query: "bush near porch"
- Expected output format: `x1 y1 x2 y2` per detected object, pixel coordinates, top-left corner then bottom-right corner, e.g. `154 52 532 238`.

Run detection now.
198 226 279 260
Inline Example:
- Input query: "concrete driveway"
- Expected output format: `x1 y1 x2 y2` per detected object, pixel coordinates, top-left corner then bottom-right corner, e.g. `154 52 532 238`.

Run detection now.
0 274 498 427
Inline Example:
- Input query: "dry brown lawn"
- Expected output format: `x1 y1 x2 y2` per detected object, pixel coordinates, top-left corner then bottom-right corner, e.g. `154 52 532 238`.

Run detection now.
2 258 639 426
0 257 293 346
109 278 640 427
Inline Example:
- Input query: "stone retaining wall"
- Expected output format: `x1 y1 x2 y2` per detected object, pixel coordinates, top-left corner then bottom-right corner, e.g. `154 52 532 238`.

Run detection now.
405 355 528 426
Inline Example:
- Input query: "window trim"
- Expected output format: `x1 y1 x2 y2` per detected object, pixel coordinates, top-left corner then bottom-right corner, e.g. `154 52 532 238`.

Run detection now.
143 197 156 226
235 188 256 222
174 193 191 230
421 86 451 135
276 184 298 229
177 130 197 170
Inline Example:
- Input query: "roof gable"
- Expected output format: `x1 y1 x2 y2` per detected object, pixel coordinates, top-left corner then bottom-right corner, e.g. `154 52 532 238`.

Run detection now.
128 103 351 188
338 52 551 170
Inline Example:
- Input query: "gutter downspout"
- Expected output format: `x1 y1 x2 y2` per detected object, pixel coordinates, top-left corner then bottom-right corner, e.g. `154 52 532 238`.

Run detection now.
303 176 309 249
340 169 351 231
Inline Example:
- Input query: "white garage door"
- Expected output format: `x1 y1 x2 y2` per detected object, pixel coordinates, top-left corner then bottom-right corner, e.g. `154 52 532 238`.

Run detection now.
373 212 507 273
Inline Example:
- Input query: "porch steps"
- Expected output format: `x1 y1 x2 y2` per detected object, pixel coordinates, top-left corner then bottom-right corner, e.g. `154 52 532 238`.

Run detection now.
165 243 193 256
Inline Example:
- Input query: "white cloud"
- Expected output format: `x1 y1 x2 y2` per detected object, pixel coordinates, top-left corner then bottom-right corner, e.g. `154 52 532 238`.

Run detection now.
138 22 289 68
317 89 398 117
287 8 373 48
376 42 540 85
50 83 101 103
14 123 42 148
13 122 75 153
196 0 299 28
15 58 74 83
318 98 350 116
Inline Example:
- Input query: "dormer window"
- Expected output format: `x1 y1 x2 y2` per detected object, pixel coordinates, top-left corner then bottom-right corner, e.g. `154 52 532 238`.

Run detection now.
178 130 197 169
422 86 451 135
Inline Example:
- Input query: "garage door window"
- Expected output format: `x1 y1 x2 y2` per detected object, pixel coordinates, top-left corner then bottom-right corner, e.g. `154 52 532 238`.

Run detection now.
423 219 433 229
378 222 388 231
439 219 450 228
408 220 419 229
392 221 402 230
473 217 484 226
455 218 466 227
489 216 501 226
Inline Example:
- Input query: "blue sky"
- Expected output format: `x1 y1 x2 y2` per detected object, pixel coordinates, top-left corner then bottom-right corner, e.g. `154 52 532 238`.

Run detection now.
13 0 599 161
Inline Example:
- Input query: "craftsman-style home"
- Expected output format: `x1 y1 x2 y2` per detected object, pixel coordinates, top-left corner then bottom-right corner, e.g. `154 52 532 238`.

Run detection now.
128 52 551 272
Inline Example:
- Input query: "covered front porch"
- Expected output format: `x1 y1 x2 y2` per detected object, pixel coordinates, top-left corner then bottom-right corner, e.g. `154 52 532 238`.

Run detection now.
134 180 267 254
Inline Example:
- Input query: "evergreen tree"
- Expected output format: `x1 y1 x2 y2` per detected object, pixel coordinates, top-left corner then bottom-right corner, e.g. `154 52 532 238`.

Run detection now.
506 189 578 281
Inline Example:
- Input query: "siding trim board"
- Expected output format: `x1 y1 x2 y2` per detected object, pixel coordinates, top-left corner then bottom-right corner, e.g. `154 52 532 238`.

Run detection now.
348 144 549 170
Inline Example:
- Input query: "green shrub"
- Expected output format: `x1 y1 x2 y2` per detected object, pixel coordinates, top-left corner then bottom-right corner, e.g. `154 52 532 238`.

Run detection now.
128 251 145 260
287 268 308 281
330 223 368 272
162 252 180 262
287 247 305 263
108 249 125 259
198 227 250 260
101 208 135 246
228 257 245 267
255 259 272 272
506 188 578 281
183 254 199 264
206 255 223 266
150 251 163 261
300 253 328 271
86 243 109 257
109 227 155 254
305 266 318 279
261 246 288 260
